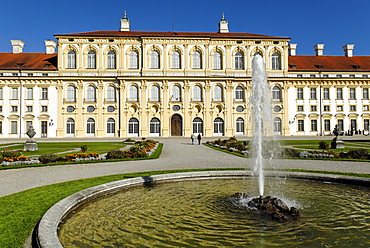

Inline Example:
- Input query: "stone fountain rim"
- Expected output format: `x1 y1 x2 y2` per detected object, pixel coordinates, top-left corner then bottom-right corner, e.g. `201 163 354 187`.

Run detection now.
34 170 370 248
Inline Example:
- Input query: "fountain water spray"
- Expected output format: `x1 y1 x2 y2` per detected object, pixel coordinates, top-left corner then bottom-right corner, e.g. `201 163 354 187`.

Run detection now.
251 54 274 197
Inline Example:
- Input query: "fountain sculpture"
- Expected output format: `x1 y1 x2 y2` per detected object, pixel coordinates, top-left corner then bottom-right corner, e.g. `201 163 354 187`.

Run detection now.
234 54 300 220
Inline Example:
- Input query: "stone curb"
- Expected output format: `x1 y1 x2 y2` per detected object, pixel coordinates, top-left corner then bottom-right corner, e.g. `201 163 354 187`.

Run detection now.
35 170 370 247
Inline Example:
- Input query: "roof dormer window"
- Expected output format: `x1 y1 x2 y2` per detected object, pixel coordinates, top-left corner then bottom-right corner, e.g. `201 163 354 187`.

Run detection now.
315 65 324 69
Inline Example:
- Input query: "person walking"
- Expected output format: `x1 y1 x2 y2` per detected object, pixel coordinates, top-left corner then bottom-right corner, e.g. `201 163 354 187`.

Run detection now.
197 133 202 145
191 133 195 145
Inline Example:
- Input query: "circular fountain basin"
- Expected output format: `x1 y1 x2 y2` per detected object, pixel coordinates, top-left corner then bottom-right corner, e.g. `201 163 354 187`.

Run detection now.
35 171 370 247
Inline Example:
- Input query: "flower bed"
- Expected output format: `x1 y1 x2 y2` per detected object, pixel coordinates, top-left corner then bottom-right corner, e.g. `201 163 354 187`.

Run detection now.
0 140 159 167
206 138 250 156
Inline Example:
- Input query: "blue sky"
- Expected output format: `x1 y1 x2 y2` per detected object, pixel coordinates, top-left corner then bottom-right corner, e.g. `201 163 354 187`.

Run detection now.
1 0 368 56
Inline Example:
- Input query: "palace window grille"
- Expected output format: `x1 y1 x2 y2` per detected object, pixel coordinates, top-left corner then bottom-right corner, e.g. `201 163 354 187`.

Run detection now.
193 85 202 101
151 85 160 102
236 117 244 133
193 117 203 134
107 118 115 134
235 52 244 70
150 118 160 134
213 52 222 70
87 50 96 69
86 118 95 134
150 50 160 69
323 88 330 99
129 85 138 102
86 86 96 102
66 118 75 134
67 50 76 69
337 88 343 99
172 85 181 101
193 51 201 69
107 50 116 69
235 86 244 101
272 86 281 100
172 51 181 69
128 118 139 134
214 85 223 101
272 52 281 70
106 86 116 102
129 50 139 69
214 117 224 135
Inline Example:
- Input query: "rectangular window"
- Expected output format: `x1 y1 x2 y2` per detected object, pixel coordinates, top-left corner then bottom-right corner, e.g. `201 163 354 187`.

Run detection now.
0 121 2 133
11 106 18 112
26 88 33 99
363 88 369 99
311 120 317 131
298 120 304 131
11 121 17 134
11 88 18 99
26 121 32 131
337 88 343 99
364 119 369 131
323 88 330 99
41 88 48 99
349 88 356 99
311 105 317 111
0 106 2 112
350 105 356 111
324 120 331 131
310 88 317 99
323 105 330 111
26 106 33 112
297 88 303 99
337 105 343 111
0 88 3 99
338 120 344 132
41 106 48 112
364 105 369 111
297 106 304 111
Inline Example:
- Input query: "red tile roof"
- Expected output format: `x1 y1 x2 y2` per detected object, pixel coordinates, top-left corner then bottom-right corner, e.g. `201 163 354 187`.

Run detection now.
54 30 288 39
288 55 370 72
0 53 57 70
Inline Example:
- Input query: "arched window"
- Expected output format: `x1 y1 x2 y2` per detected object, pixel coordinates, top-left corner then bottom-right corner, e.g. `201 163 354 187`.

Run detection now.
150 50 160 69
150 118 161 136
66 85 76 102
274 117 282 133
214 117 224 136
87 50 96 69
193 85 202 101
107 50 116 69
272 86 281 100
193 51 202 69
235 52 244 70
172 51 181 69
107 118 115 135
213 51 222 70
272 52 281 70
214 85 223 101
107 86 116 102
192 117 203 135
172 85 181 101
128 118 139 136
67 50 76 69
235 86 244 101
86 85 96 102
236 117 244 134
86 118 95 135
254 52 262 57
129 85 138 102
66 118 75 135
129 50 139 69
151 85 160 102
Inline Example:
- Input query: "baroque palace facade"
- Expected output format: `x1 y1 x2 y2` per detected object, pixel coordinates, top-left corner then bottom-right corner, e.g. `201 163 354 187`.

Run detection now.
0 14 369 138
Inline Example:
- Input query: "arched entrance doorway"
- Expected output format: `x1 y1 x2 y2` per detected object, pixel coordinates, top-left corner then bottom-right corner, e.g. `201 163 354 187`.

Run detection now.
171 114 182 136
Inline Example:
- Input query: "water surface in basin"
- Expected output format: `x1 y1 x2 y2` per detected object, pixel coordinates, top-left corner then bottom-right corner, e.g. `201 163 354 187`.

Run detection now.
59 178 370 247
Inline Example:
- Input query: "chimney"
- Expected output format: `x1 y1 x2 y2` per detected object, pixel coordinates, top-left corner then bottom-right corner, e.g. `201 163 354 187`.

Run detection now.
289 43 297 56
314 44 325 56
10 40 25 54
343 44 354 57
45 40 57 54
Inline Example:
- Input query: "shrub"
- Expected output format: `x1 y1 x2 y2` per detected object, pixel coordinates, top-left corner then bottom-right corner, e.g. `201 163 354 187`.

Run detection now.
80 145 88 153
283 148 300 158
347 149 369 160
106 150 126 159
124 138 135 143
318 141 329 150
1 149 22 158
39 153 60 163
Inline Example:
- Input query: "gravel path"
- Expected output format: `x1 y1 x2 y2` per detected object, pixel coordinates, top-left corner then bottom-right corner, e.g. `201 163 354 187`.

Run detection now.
0 138 369 197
